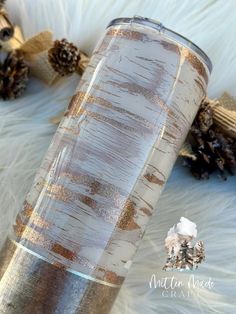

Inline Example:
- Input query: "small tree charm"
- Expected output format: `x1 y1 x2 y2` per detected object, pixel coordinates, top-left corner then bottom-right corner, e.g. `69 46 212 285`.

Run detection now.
163 217 205 271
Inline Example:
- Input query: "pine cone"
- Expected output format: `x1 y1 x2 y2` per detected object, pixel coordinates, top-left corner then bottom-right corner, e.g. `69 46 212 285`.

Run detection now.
0 0 6 9
0 13 14 43
197 98 214 133
48 39 80 76
183 98 236 180
0 51 29 100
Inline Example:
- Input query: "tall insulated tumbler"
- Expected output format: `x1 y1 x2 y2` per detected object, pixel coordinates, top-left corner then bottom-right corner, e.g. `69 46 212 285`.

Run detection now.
0 17 212 313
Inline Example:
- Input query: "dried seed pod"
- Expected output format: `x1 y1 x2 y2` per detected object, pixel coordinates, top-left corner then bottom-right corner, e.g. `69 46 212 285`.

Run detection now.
0 24 24 51
209 93 236 139
0 11 14 43
76 51 90 76
213 106 236 138
0 51 29 100
0 0 6 10
179 141 197 161
197 98 214 133
182 98 236 180
48 38 80 76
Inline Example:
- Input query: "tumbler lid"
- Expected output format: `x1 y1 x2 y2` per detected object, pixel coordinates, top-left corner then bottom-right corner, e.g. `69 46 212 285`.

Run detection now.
107 16 212 73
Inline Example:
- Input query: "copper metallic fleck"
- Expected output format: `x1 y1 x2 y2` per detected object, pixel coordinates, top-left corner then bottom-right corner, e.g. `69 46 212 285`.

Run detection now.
106 28 146 41
117 200 140 230
51 243 77 261
144 173 165 186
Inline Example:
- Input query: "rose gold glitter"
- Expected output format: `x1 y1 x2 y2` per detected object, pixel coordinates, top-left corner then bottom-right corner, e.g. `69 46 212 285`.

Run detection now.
0 18 210 313
80 195 97 209
164 131 177 140
72 108 151 135
105 79 169 114
106 28 146 41
31 213 51 230
15 225 48 247
187 54 208 84
64 94 78 117
59 126 80 135
194 78 205 94
96 267 125 285
22 200 34 217
117 200 140 230
139 207 152 216
67 92 157 133
18 202 51 230
44 181 124 225
144 173 165 186
45 183 72 202
13 218 26 237
104 271 124 285
61 172 126 203
51 243 77 261
52 261 67 270
161 40 179 53
182 47 208 83
76 89 156 130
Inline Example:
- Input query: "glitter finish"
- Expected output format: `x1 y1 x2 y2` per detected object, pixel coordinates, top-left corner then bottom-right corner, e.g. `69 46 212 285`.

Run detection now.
0 16 211 313
0 239 121 313
107 16 212 73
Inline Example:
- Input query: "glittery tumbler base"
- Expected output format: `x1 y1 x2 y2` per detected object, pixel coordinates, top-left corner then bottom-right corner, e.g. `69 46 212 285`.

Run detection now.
0 239 121 314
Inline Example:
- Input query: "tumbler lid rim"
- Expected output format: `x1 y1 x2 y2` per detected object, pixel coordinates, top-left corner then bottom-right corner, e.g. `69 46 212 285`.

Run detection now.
106 16 212 73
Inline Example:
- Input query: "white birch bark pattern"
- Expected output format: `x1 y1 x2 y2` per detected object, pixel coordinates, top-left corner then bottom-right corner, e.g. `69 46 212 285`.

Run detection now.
12 23 209 285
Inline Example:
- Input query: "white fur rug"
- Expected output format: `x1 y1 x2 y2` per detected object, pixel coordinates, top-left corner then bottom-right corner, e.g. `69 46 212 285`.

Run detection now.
1 0 236 313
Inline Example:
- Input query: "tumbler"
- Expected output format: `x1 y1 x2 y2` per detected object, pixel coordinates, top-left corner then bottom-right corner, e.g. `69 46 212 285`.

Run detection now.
0 16 212 314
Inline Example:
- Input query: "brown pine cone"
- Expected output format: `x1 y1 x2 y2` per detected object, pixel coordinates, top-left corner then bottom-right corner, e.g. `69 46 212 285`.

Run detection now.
48 38 80 76
0 12 14 42
0 51 30 100
183 98 236 180
197 98 214 133
0 0 5 9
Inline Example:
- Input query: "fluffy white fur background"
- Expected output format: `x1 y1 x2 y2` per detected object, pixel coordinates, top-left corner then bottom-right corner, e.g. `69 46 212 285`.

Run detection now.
1 0 236 313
